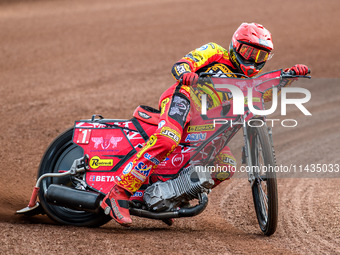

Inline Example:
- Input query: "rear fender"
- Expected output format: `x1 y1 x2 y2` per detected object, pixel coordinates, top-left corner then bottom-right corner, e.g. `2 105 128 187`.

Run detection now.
73 119 148 194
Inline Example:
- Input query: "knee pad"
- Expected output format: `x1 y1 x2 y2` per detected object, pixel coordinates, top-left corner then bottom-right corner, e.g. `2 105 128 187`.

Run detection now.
211 146 236 186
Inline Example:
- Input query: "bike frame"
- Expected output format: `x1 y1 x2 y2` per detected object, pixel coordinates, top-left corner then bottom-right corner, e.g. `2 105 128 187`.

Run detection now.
189 69 310 186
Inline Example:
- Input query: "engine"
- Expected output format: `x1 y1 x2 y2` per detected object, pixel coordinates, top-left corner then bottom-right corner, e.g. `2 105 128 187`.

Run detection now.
143 166 214 211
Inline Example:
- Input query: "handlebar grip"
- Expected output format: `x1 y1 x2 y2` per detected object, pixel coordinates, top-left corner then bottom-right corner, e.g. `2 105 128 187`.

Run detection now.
288 68 311 76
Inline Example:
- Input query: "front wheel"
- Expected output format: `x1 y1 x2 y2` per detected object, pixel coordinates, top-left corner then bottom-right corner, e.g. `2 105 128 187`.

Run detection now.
248 124 278 236
37 128 111 227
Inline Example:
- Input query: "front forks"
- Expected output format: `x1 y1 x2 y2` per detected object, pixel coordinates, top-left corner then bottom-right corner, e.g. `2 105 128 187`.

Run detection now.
242 120 275 187
242 123 255 186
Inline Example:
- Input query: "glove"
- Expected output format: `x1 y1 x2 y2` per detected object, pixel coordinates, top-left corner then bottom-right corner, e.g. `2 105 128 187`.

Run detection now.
287 64 310 75
181 72 198 85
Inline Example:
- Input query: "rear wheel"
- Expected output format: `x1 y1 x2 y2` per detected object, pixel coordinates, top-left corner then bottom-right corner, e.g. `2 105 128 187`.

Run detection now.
38 128 111 227
248 124 278 236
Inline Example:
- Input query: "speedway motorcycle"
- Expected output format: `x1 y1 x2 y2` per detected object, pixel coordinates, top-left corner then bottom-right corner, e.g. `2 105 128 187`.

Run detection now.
17 69 310 236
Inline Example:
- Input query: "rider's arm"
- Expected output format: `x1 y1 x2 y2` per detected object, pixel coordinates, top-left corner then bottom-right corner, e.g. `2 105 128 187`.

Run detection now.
171 42 228 81
284 64 310 75
264 64 310 102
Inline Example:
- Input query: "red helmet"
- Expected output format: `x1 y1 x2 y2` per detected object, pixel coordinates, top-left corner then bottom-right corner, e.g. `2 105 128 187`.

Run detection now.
229 23 273 77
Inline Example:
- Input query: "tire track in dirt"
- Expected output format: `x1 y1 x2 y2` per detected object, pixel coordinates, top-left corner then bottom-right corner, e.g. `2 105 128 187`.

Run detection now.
218 79 340 254
279 179 340 254
304 179 340 248
279 179 324 254
219 170 340 254
219 179 259 235
302 180 340 251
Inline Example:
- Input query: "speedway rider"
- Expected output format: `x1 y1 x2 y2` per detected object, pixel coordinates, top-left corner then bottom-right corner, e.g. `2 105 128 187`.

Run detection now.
101 22 310 226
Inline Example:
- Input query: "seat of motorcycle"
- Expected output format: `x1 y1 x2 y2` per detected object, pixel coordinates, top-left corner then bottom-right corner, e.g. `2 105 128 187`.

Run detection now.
133 105 160 126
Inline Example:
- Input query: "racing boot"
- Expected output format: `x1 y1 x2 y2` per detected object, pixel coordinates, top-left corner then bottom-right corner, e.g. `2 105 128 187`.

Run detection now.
100 160 153 226
101 184 132 226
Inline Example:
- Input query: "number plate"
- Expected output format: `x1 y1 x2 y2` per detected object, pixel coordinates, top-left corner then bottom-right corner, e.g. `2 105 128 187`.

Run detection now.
76 129 92 144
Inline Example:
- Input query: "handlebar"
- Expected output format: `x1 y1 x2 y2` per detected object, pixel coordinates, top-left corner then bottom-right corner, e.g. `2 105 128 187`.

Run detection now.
179 69 312 85
282 69 311 79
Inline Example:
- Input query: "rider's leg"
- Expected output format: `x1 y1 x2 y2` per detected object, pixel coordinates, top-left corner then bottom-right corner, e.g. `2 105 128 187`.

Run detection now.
101 92 190 226
100 132 178 226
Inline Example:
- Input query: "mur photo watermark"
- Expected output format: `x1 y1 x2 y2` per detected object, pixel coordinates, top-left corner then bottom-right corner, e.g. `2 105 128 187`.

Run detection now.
213 118 299 128
196 163 340 178
201 86 312 116
199 79 312 128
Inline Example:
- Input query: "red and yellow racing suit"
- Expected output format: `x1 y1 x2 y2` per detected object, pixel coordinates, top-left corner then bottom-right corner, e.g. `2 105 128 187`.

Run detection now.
116 42 238 193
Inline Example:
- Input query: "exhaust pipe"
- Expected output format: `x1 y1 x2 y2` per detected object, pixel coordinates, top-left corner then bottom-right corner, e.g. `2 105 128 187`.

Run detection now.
130 192 208 219
45 184 101 211
45 184 209 220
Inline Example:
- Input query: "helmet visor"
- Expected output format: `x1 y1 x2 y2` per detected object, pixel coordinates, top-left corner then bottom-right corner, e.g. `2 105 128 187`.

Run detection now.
238 44 270 63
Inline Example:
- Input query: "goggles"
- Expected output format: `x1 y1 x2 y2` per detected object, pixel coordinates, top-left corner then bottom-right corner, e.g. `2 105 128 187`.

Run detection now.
238 44 271 63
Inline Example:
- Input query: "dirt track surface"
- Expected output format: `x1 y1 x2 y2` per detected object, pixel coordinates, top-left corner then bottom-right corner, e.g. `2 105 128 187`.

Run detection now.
0 0 339 254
